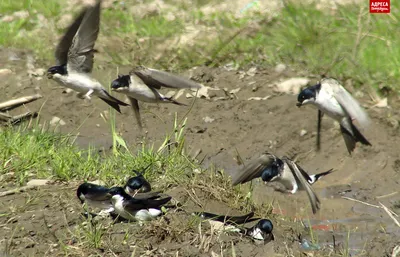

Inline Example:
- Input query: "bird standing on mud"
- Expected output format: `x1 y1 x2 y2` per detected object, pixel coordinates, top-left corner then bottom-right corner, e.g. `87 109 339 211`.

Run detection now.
111 66 201 130
296 78 371 154
193 211 274 243
231 152 331 214
108 186 171 222
76 182 114 215
47 0 128 113
244 219 274 243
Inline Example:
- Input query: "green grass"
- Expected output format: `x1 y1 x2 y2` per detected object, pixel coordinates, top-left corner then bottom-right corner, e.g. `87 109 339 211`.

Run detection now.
0 124 191 187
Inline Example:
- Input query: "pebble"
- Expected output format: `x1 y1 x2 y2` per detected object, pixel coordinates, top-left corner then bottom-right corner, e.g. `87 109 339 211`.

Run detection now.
0 69 12 76
50 116 66 126
274 77 310 95
88 180 106 185
27 179 51 187
275 63 286 73
203 116 215 123
300 129 308 137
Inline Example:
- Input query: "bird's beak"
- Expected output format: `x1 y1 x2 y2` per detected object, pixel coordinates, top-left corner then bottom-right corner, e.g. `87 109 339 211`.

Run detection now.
296 102 302 108
47 72 53 79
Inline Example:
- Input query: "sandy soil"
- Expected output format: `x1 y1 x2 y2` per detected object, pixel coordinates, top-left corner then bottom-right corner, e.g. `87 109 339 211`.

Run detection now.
1 45 400 256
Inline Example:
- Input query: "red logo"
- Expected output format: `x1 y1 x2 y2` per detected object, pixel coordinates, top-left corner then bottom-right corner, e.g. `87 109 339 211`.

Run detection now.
370 0 390 13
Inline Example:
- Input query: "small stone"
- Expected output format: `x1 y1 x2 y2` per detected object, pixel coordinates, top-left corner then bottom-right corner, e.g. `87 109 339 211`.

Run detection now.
246 67 257 77
62 88 73 94
27 179 50 187
89 180 105 186
29 68 45 77
229 88 241 94
165 91 176 98
193 168 201 174
275 63 286 73
274 77 310 95
354 91 364 98
0 69 12 76
50 116 66 126
14 10 29 19
165 12 176 21
373 98 388 108
203 116 215 123
300 129 308 137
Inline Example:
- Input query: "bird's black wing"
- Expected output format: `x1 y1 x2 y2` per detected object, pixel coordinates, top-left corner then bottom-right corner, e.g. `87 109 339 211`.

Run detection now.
193 211 255 225
67 0 101 73
131 66 201 90
284 157 321 214
128 97 143 130
123 196 172 212
55 5 87 65
231 153 276 186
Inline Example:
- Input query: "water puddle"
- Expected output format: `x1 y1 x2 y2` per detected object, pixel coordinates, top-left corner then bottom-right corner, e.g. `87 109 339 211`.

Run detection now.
301 184 400 254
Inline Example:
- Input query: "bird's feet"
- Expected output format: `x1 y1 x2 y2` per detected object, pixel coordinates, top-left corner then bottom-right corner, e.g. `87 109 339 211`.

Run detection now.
80 89 94 100
285 190 294 196
84 94 92 101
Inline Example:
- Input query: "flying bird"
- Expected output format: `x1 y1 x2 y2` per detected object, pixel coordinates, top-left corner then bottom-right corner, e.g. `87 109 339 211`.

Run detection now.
297 78 371 154
231 153 328 214
76 182 114 214
108 187 171 222
47 0 128 113
111 66 201 130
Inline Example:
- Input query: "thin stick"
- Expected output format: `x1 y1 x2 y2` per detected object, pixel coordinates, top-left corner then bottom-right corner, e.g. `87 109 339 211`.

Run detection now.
377 191 398 199
10 111 38 125
0 185 35 197
379 202 400 228
342 196 398 217
0 112 12 121
0 94 42 111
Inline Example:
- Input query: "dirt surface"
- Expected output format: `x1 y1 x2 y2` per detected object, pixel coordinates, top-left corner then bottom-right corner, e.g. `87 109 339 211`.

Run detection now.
1 47 400 256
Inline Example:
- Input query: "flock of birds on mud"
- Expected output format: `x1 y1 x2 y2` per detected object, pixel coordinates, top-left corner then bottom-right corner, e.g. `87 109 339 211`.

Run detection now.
46 0 373 245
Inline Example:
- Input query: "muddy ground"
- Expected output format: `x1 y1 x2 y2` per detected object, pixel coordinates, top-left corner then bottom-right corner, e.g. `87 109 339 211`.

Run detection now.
1 46 400 256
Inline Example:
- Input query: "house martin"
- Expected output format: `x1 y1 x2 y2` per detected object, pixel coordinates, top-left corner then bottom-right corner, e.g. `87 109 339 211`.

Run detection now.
297 78 371 154
111 66 201 130
47 0 129 113
193 212 273 243
76 182 114 214
231 153 326 214
244 219 274 243
108 187 171 222
125 169 151 196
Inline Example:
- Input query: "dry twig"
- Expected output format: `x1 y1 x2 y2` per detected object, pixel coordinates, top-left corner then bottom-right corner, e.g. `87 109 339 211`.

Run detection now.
379 202 400 228
342 196 398 217
0 94 42 111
